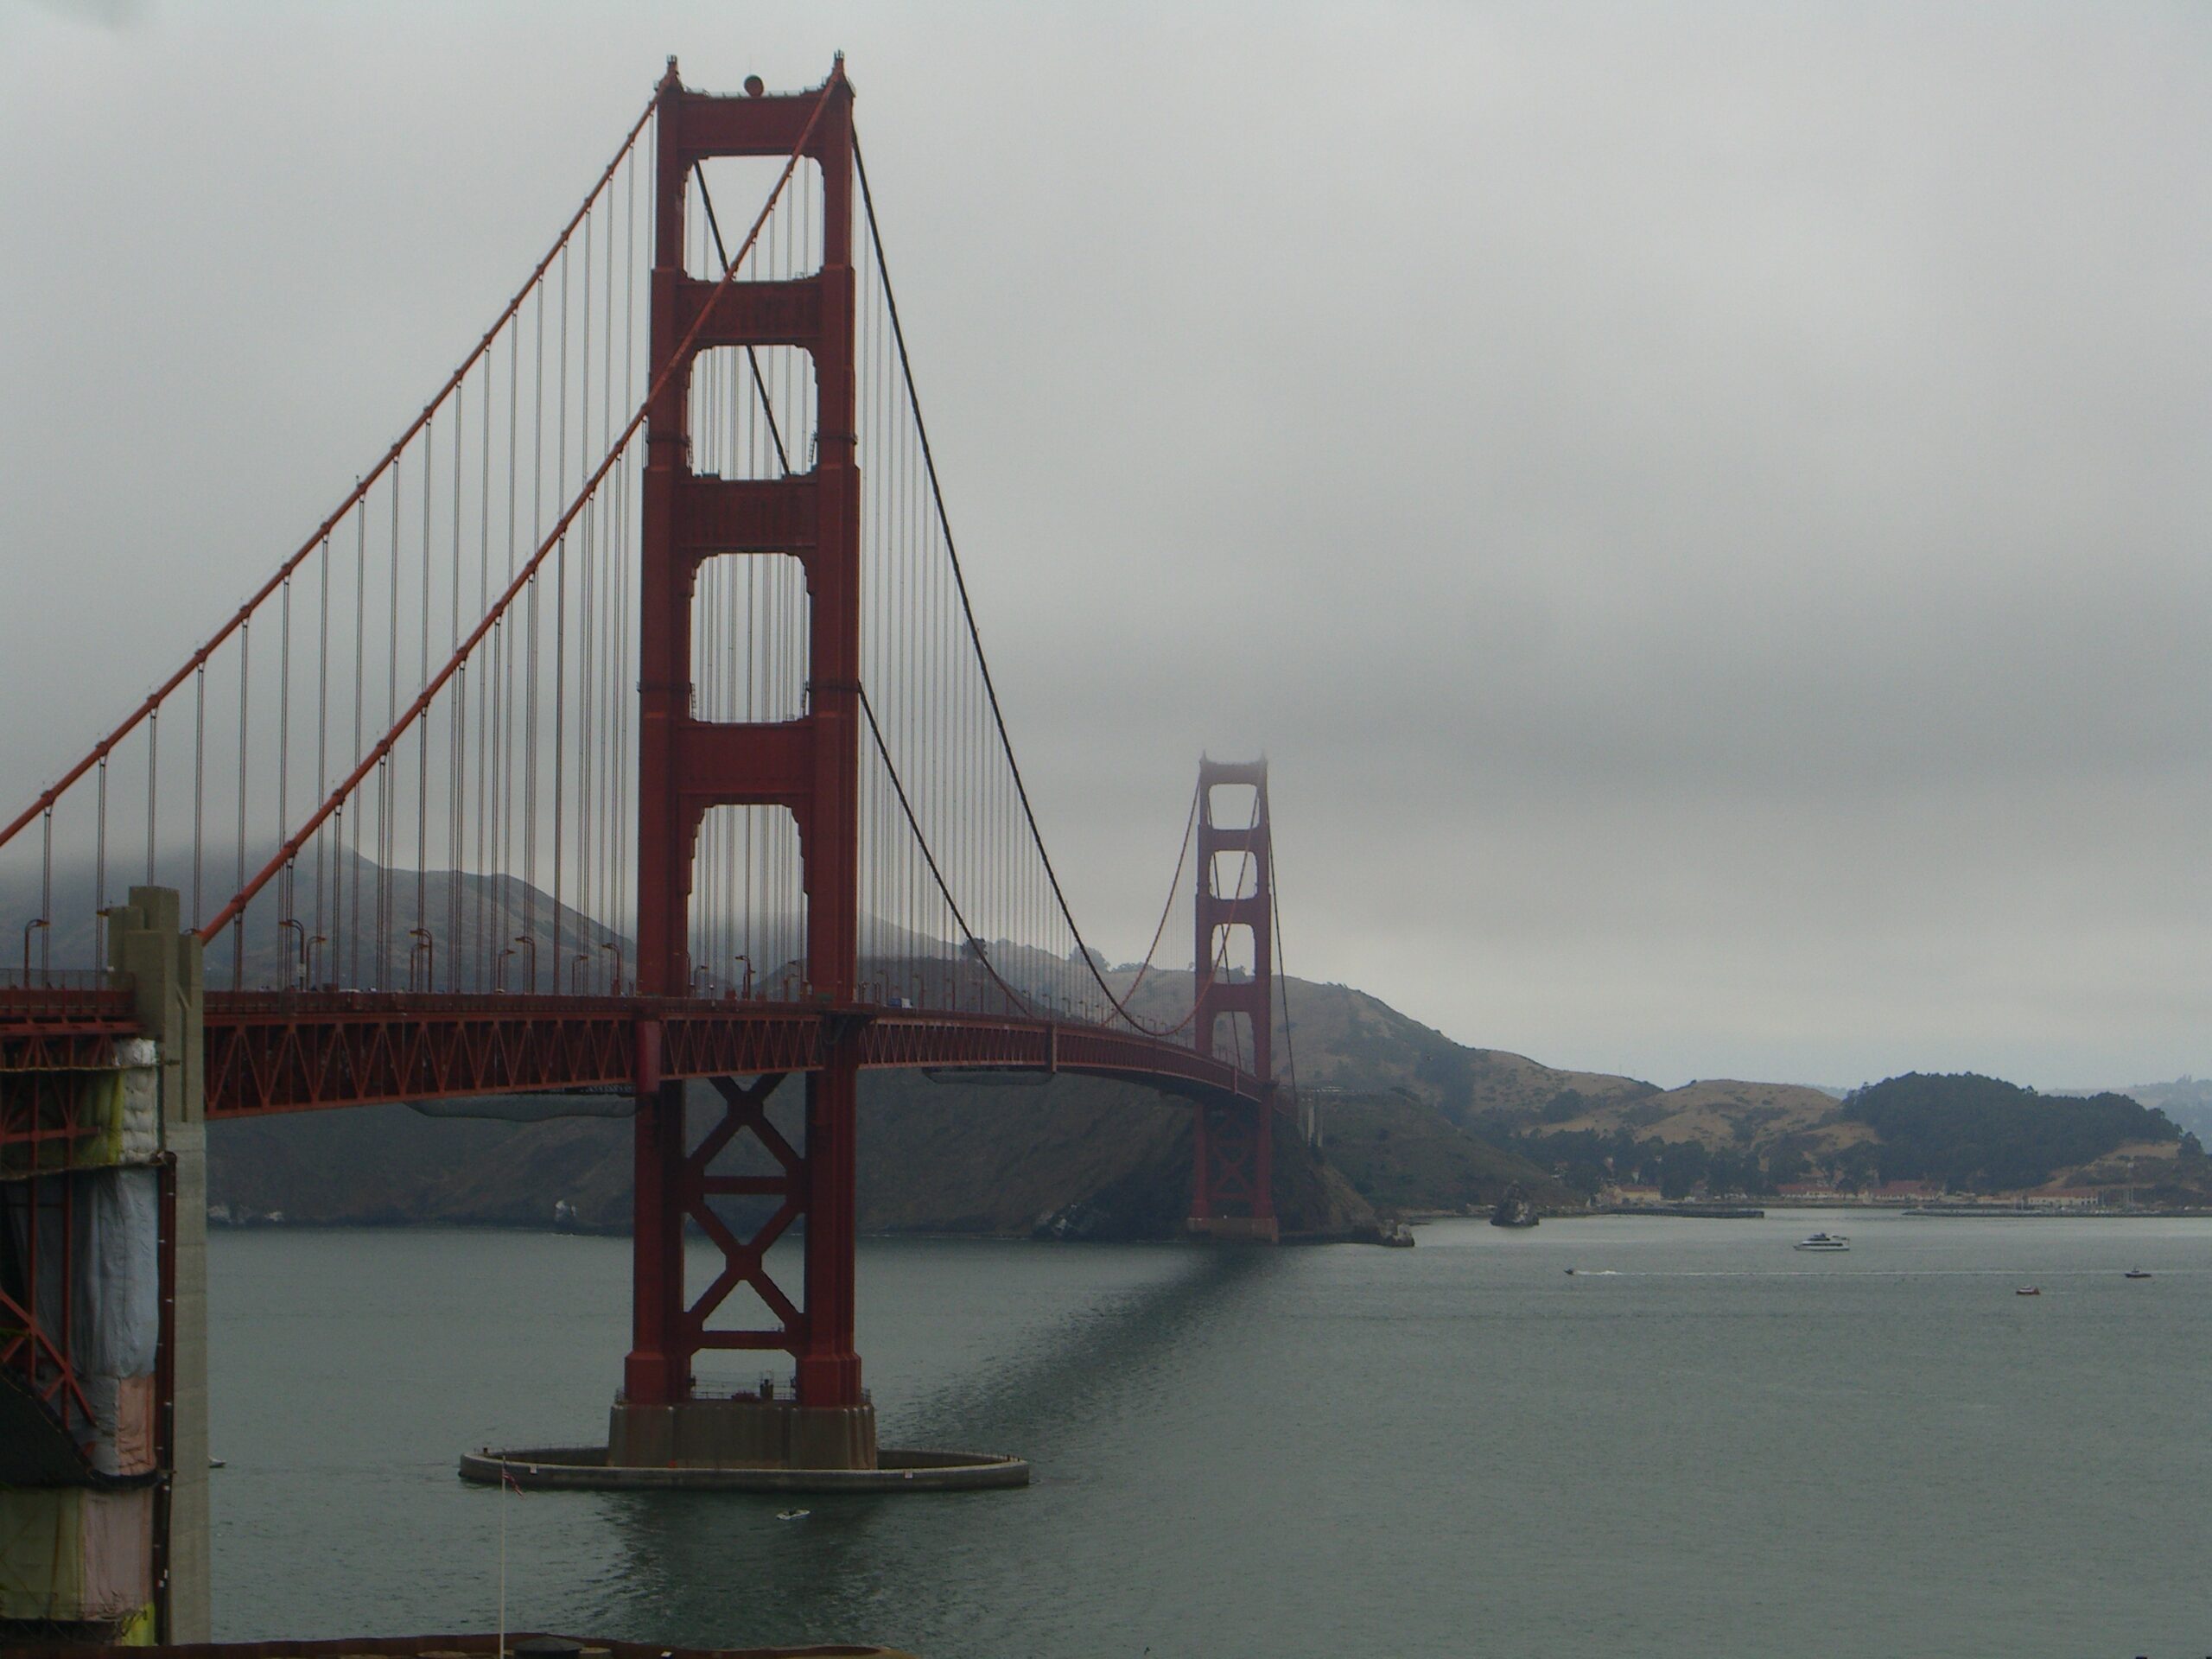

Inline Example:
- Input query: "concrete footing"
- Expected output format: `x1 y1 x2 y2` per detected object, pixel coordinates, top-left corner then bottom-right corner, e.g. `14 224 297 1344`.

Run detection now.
608 1396 878 1472
461 1394 1027 1493
1188 1215 1280 1242
459 1443 1029 1493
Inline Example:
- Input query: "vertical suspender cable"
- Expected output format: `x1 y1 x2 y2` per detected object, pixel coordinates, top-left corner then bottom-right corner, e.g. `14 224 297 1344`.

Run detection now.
349 491 365 985
94 759 107 968
276 573 293 936
314 534 330 972
41 810 53 980
193 667 205 932
145 711 157 889
382 462 400 988
232 620 249 988
524 283 544 985
552 240 572 985
449 382 466 988
416 416 433 981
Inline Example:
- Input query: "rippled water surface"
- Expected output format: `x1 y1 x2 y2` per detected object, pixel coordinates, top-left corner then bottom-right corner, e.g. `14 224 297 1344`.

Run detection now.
207 1211 2212 1656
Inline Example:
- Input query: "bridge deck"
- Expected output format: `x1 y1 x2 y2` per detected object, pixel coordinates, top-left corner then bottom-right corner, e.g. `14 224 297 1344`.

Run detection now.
0 992 1269 1124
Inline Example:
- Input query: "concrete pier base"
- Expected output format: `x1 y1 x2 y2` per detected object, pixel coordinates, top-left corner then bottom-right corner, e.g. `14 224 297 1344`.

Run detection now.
607 1396 879 1472
460 1443 1028 1493
1188 1215 1280 1243
461 1391 1025 1492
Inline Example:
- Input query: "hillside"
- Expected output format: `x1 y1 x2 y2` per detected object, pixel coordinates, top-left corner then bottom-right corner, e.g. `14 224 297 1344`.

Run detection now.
1103 967 1662 1125
208 1074 1383 1242
1311 1092 1570 1214
1845 1072 2203 1198
1498 1071 2209 1202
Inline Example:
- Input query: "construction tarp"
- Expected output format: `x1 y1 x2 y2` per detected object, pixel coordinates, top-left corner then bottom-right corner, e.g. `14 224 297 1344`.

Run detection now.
79 1372 158 1478
0 1485 152 1622
73 1166 160 1379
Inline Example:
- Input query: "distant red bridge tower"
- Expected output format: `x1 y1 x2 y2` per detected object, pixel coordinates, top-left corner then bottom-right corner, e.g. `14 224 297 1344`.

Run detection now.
1189 758 1278 1242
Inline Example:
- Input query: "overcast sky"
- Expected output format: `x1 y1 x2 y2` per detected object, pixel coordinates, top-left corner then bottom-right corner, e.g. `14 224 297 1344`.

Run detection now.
3 2 2209 1090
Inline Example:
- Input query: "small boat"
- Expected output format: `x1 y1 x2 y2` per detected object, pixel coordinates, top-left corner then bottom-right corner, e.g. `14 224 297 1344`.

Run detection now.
776 1509 810 1522
1793 1232 1849 1252
2016 1286 2041 1296
2124 1268 2152 1280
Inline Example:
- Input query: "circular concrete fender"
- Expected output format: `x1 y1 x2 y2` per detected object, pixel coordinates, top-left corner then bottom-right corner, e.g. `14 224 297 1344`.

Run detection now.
460 1445 1030 1493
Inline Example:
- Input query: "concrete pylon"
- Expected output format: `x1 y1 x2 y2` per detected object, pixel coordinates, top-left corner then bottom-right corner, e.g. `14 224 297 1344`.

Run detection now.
109 888 211 1642
0 889 209 1644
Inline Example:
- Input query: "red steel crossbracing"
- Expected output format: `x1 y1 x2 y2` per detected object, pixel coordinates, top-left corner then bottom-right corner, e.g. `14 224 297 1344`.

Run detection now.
1191 759 1276 1230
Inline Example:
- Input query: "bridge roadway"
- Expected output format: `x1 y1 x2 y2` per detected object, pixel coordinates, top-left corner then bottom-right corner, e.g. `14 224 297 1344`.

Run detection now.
0 989 1271 1121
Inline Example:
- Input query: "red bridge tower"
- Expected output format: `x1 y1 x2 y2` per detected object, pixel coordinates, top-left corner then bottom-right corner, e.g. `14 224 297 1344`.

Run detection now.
621 60 874 1468
1189 758 1279 1241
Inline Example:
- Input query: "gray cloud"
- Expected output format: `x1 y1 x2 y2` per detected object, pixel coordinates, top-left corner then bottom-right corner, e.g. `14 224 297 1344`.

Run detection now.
3 2 2209 1087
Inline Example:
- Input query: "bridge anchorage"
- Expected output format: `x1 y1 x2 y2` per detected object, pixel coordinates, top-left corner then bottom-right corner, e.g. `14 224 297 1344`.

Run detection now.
1 52 1306 1609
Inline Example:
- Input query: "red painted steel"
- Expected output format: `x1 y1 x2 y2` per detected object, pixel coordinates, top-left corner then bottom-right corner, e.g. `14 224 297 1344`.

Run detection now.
0 1174 94 1449
177 996 1259 1116
0 1001 130 1454
1192 759 1276 1229
630 60 868 1408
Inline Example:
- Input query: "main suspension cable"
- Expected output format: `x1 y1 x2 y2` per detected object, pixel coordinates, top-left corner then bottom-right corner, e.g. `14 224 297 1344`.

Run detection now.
855 133 1220 1036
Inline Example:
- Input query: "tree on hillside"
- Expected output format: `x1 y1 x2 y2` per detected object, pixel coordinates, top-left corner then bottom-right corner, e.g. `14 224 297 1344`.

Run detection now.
1843 1072 2178 1192
1833 1143 1881 1194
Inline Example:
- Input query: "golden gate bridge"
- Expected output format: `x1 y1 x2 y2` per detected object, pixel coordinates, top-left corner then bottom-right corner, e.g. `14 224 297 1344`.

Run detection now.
0 57 1302 1626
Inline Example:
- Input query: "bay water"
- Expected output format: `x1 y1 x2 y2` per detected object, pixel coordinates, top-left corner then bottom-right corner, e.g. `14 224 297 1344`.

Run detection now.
207 1211 2210 1656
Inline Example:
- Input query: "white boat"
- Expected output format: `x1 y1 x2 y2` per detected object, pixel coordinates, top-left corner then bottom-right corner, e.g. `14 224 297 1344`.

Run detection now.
1793 1232 1850 1252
